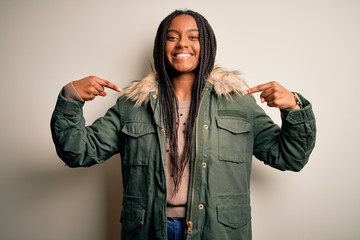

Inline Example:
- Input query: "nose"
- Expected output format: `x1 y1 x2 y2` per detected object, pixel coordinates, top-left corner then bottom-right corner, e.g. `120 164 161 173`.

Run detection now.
177 36 189 48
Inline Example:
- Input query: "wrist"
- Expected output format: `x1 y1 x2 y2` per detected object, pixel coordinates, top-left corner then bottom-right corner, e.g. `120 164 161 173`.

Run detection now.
291 92 303 109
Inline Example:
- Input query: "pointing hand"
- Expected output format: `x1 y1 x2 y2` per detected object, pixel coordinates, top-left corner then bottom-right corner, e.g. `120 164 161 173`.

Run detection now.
72 76 122 101
244 81 299 110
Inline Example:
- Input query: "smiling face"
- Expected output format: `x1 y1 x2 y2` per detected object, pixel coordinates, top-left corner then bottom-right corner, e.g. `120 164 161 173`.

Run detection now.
165 14 200 75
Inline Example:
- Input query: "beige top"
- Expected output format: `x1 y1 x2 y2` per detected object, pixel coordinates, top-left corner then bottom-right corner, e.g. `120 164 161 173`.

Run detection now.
166 100 191 218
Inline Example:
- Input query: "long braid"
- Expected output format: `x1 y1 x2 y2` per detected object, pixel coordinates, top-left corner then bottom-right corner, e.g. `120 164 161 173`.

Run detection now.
153 10 217 192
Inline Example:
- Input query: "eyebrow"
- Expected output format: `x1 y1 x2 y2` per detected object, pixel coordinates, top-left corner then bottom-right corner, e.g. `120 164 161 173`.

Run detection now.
167 29 199 33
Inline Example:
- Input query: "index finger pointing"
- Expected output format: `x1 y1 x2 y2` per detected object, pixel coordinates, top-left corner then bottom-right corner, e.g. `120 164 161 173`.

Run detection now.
96 78 122 92
243 82 271 95
244 85 263 95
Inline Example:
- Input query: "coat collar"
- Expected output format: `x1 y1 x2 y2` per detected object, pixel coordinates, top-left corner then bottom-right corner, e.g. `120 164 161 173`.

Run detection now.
121 66 249 107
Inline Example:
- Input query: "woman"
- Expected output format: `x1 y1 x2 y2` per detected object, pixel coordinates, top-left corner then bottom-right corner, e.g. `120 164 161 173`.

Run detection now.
51 9 316 240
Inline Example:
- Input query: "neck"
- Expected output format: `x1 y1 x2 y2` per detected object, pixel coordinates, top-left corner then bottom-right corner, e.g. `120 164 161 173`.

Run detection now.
171 72 196 101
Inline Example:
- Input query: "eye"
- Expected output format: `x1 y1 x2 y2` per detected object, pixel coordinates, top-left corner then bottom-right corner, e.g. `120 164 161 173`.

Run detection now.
189 35 199 41
166 34 179 41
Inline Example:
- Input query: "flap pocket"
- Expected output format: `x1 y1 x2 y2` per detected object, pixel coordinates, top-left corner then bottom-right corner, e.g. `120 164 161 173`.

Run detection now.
121 123 156 166
121 123 156 138
216 117 251 134
217 194 251 229
121 208 145 231
120 195 146 231
216 117 252 162
217 205 251 229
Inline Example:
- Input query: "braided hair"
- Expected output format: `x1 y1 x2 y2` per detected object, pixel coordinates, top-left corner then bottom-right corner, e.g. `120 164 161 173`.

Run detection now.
153 9 217 192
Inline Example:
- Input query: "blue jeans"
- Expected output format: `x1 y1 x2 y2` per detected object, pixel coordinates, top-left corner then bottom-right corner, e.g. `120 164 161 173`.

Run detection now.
167 218 186 240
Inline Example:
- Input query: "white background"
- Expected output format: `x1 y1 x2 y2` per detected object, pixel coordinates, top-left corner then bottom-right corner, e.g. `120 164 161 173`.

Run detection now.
1 0 359 239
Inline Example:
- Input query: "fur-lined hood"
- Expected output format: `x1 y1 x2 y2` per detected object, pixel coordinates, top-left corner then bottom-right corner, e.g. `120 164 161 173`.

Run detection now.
121 66 249 107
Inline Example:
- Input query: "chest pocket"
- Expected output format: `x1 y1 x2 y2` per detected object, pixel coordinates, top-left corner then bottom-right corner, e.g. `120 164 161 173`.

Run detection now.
216 117 251 163
121 122 156 166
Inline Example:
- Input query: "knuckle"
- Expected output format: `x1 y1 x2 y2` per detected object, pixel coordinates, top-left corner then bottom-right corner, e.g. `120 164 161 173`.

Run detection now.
88 76 98 83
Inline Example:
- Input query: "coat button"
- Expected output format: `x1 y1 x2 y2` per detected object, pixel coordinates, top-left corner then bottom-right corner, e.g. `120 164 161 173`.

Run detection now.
202 162 207 168
198 204 204 210
203 124 208 129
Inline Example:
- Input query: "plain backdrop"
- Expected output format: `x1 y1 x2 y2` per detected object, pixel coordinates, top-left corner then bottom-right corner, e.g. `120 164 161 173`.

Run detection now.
1 0 359 239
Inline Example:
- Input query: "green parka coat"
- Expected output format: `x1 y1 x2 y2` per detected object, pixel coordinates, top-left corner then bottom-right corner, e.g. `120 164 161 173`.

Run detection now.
51 67 316 240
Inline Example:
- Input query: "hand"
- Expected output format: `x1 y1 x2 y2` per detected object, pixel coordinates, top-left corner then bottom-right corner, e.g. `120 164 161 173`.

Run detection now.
244 81 299 110
72 76 122 101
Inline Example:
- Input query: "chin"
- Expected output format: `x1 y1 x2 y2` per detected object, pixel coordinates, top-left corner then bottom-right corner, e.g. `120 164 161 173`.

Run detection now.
174 65 198 73
166 62 199 75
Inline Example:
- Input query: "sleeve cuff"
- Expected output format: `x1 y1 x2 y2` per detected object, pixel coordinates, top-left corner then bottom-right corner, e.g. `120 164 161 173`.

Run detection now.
281 93 315 124
54 90 85 115
62 82 84 102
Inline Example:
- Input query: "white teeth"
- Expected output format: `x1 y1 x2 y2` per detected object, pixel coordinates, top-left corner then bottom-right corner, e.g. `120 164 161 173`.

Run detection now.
176 53 191 57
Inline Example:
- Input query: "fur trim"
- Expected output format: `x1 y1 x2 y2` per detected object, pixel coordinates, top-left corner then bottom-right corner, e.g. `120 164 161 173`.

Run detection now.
208 66 249 99
121 72 158 107
121 66 248 107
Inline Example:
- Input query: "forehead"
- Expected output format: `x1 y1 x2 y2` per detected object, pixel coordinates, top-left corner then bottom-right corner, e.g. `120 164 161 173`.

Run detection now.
168 14 198 30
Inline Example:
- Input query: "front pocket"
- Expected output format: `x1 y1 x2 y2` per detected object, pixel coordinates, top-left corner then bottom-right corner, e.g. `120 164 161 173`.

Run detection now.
217 205 251 229
216 194 251 229
121 122 156 166
216 117 251 163
120 195 146 231
121 208 146 231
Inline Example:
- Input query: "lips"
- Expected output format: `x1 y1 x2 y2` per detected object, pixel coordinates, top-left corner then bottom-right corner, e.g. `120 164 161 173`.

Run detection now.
173 53 193 60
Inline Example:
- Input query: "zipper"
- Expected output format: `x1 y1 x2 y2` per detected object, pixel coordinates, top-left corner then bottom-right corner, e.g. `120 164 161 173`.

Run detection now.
186 87 210 234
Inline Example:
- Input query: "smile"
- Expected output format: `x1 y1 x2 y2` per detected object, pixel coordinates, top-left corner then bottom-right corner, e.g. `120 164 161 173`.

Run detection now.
174 53 193 59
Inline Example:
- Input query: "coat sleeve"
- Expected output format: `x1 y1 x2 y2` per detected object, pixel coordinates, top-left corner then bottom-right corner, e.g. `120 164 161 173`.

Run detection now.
50 91 122 167
252 93 316 171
